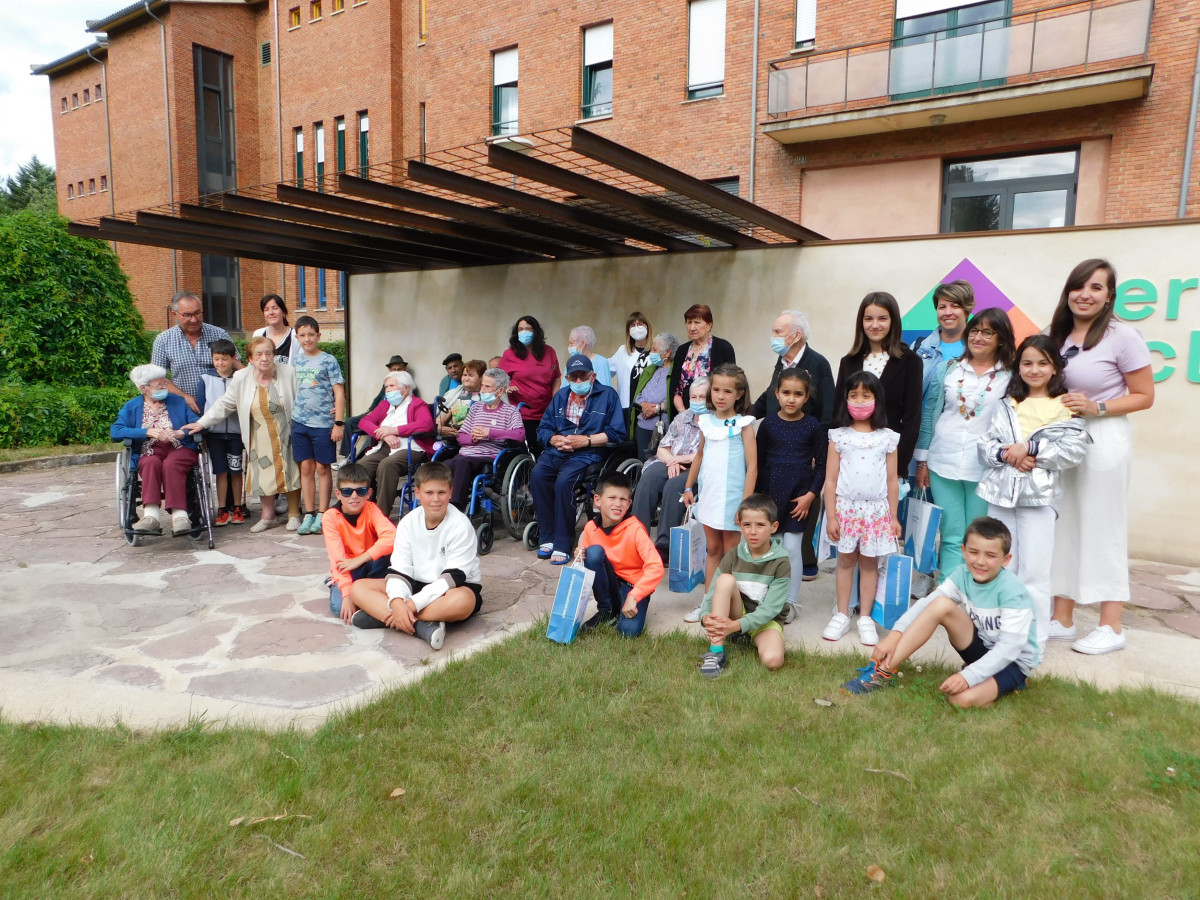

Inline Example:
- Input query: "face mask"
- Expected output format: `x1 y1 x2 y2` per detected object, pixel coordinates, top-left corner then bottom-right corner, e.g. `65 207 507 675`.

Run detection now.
517 330 534 345
647 353 663 367
479 392 497 404
569 380 592 396
689 401 709 416
568 345 583 357
629 325 648 341
848 401 876 421
150 389 169 401
771 336 790 355
386 390 405 405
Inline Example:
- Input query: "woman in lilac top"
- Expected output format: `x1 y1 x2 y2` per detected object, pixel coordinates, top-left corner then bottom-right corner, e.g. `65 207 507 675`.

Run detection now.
445 368 526 510
1047 259 1155 656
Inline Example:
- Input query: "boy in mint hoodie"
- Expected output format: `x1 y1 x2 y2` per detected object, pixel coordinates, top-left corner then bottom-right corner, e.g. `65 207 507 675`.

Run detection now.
699 494 791 678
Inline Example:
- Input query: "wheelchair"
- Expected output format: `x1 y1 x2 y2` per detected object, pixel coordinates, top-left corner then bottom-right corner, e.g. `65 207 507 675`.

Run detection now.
347 400 443 519
460 441 532 555
114 438 216 549
520 439 644 552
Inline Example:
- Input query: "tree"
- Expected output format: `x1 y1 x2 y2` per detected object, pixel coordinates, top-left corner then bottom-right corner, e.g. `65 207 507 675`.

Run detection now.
0 211 150 387
0 157 57 218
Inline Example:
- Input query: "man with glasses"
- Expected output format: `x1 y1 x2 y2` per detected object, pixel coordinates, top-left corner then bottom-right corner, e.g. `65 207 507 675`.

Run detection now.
150 291 242 413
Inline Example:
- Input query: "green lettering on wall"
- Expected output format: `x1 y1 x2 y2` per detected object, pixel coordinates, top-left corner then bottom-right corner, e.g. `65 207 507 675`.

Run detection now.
1114 279 1157 320
1189 333 1200 384
1166 278 1200 320
1147 340 1176 382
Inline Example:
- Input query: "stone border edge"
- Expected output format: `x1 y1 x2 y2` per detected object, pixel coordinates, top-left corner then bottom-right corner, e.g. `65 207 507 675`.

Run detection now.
0 451 119 475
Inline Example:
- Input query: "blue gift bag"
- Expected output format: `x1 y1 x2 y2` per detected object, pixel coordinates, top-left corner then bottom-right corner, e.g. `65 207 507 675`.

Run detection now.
668 510 706 593
871 554 914 629
546 563 594 644
903 489 943 575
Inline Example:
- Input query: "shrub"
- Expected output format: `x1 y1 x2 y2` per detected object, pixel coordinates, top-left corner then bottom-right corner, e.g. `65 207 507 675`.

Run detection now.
0 382 136 449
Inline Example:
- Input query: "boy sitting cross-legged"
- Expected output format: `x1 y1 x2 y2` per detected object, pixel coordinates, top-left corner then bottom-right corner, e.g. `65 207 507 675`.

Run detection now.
841 516 1038 707
321 463 395 623
698 494 792 679
349 462 483 650
576 471 665 638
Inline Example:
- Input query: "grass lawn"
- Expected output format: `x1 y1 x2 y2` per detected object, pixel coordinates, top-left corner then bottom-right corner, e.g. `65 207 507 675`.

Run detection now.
0 442 113 463
2 627 1199 898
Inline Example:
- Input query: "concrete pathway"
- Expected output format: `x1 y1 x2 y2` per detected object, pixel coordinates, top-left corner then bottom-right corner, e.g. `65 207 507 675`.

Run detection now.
0 461 1197 730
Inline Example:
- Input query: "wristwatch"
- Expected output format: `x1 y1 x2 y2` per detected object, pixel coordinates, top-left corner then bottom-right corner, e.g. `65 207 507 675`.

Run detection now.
334 420 345 426
1095 402 1107 418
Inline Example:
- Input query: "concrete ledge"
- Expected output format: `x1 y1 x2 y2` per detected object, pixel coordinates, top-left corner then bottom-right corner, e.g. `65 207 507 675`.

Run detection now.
0 451 119 475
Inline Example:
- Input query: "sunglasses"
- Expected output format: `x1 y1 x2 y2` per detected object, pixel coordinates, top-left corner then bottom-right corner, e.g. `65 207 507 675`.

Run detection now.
1062 346 1081 362
337 486 370 498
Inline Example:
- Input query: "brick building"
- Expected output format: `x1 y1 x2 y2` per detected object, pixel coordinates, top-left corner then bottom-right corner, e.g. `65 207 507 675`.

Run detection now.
35 0 1200 334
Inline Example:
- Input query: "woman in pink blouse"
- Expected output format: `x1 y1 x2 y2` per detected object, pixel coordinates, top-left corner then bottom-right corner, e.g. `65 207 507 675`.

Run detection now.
500 314 560 454
1047 259 1155 656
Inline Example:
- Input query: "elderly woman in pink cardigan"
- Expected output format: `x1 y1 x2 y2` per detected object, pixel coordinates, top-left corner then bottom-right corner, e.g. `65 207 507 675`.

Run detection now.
356 370 435 518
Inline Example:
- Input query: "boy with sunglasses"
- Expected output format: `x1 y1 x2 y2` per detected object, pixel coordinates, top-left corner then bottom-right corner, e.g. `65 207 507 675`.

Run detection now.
321 463 396 623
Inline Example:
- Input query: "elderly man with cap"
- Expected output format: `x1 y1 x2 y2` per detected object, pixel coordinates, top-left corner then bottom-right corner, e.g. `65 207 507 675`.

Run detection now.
150 290 241 413
529 354 627 564
340 354 413 459
439 353 464 397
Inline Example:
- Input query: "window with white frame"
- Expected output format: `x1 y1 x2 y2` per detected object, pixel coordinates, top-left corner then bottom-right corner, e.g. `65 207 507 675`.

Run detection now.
582 23 613 119
795 0 816 48
687 0 725 99
492 48 519 135
315 121 325 191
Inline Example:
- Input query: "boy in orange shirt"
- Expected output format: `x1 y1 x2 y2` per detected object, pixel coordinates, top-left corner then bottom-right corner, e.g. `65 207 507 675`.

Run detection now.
577 471 665 637
321 463 396 623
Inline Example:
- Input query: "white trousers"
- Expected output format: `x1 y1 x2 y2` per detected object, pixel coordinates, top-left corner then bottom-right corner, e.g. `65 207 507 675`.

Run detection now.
990 503 1056 660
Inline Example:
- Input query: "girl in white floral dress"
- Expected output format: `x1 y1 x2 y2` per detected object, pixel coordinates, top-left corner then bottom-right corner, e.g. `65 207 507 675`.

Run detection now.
822 371 901 647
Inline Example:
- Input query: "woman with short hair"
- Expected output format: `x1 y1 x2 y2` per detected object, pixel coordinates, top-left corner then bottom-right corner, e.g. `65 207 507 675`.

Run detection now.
356 370 436 519
667 304 736 416
609 311 654 410
561 325 612 388
444 368 526 509
912 280 975 403
630 331 680 459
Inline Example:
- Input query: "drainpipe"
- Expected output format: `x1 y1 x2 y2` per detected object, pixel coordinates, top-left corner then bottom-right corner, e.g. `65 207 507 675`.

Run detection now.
85 45 115 220
747 0 761 204
272 0 286 296
1179 23 1200 218
144 0 178 294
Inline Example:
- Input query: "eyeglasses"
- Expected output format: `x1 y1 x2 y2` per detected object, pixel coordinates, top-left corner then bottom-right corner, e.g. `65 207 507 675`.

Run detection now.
176 310 203 320
1062 346 1081 361
971 329 998 339
337 487 370 498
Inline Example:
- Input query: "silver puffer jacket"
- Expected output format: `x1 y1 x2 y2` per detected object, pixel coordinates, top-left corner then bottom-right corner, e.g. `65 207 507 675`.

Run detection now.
976 400 1092 508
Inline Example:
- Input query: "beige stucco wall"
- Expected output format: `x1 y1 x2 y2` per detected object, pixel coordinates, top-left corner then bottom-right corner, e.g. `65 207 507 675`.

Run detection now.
351 219 1200 564
800 158 942 239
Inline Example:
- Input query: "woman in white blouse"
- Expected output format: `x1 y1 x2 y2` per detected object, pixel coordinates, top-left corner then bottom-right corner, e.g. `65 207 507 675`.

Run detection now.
915 307 1016 578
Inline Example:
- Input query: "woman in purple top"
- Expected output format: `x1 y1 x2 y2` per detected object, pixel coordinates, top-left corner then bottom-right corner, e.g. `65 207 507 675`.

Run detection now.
445 368 526 510
1048 259 1155 656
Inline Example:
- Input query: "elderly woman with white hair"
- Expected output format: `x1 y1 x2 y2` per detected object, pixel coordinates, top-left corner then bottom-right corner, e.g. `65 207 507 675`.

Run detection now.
561 325 612 388
356 369 436 518
111 364 202 535
444 367 526 509
630 331 680 459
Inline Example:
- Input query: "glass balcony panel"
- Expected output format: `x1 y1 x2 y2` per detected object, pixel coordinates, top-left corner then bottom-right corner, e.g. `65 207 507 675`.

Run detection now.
807 56 848 107
768 67 807 114
1032 10 1089 71
992 21 1033 78
1087 0 1153 63
933 31 985 89
846 48 890 101
889 41 935 96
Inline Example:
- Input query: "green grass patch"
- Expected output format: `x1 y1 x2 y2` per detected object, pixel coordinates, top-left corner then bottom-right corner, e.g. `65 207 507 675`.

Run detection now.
0 442 113 463
2 628 1199 897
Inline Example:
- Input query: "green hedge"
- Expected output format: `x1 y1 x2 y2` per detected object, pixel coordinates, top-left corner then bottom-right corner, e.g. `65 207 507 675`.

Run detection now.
0 383 136 449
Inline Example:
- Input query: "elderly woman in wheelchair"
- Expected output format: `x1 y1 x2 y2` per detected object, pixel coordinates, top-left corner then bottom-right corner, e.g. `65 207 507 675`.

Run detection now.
111 364 202 536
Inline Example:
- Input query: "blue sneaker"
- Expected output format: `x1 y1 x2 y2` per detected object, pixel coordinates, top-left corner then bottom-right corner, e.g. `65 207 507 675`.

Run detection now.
296 512 316 535
841 661 893 696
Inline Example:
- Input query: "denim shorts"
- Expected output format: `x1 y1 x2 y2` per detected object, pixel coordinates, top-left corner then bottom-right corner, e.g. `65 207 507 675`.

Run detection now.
292 421 336 464
205 432 244 475
957 625 1028 697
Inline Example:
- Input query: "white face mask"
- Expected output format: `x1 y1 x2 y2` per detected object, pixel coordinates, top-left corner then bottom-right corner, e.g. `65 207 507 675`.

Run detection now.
629 325 648 341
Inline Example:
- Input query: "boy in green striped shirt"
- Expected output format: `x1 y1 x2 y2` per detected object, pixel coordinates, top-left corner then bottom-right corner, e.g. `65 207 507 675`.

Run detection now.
699 494 792 678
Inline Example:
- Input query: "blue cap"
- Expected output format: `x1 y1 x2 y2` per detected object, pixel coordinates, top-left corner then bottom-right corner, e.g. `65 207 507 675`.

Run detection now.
565 355 594 376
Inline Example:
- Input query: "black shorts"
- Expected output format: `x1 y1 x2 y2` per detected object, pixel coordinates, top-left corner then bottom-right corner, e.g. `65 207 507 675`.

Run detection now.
205 433 244 476
956 626 1028 697
409 578 483 618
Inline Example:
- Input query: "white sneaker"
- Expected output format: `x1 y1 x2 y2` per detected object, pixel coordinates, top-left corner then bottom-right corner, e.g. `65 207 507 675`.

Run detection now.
683 605 703 623
171 510 191 534
822 612 851 641
1072 625 1126 655
1046 619 1077 642
857 615 879 647
286 516 303 532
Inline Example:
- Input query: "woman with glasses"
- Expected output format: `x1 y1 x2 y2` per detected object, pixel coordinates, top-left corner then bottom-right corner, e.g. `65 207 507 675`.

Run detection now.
914 307 1016 577
1046 259 1155 656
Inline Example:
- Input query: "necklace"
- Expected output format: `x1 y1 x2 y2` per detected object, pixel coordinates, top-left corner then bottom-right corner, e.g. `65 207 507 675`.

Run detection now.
956 366 997 420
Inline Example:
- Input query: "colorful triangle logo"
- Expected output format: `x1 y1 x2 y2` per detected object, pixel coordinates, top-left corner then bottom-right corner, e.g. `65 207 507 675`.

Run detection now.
902 258 1041 347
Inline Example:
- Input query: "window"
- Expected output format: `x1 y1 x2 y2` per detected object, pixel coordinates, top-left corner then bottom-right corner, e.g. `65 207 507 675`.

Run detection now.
67 184 74 199
795 0 816 49
260 41 272 66
941 149 1078 233
335 116 346 172
892 0 1010 99
582 23 613 119
332 0 345 11
95 83 102 100
310 0 322 20
357 112 369 176
88 178 96 194
419 102 427 161
78 181 84 195
315 122 325 190
707 176 740 196
100 175 108 191
318 268 328 310
72 93 79 108
419 0 427 40
289 6 301 28
61 97 67 113
338 270 347 309
687 0 725 99
298 266 307 309
492 48 518 136
294 127 304 185
83 89 91 104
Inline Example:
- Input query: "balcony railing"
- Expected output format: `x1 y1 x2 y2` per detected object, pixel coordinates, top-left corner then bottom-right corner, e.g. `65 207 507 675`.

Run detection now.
766 0 1153 119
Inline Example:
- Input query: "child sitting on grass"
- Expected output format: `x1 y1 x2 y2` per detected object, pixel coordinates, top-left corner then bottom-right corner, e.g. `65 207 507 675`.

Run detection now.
576 471 664 638
698 494 791 679
321 463 396 623
349 462 483 650
841 516 1038 707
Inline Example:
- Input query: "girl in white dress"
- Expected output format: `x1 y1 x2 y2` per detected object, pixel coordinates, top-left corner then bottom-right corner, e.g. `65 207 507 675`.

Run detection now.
822 371 901 647
682 364 757 621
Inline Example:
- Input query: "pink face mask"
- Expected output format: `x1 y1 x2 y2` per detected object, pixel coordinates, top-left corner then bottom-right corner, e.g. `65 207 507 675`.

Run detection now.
848 401 876 421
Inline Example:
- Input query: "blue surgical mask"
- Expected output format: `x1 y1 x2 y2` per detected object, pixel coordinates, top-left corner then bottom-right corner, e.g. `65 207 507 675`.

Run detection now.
647 353 663 367
771 336 790 355
517 330 534 345
479 392 497 404
569 380 593 396
689 401 708 415
568 345 582 356
150 389 169 401
386 390 405 405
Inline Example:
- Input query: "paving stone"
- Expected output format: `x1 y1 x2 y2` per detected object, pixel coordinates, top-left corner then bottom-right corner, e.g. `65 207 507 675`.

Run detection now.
479 554 533 579
176 662 216 674
230 618 352 658
1132 572 1200 599
21 651 114 677
1159 612 1200 640
97 598 205 631
1128 584 1185 612
187 665 374 708
302 595 335 616
139 621 234 659
211 539 299 560
94 664 163 688
440 614 495 652
262 557 326 577
222 594 300 616
1130 560 1194 577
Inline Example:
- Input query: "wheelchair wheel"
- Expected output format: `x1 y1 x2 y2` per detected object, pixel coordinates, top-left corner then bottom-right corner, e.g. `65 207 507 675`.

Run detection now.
616 457 643 490
501 453 535 540
522 520 539 550
190 448 216 549
476 521 494 556
115 453 142 546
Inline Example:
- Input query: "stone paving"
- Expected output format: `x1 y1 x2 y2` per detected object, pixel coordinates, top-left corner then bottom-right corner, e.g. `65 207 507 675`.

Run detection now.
0 460 1197 730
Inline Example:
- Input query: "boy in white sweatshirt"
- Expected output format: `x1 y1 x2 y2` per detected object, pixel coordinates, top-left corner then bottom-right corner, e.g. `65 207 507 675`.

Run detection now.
349 461 483 649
